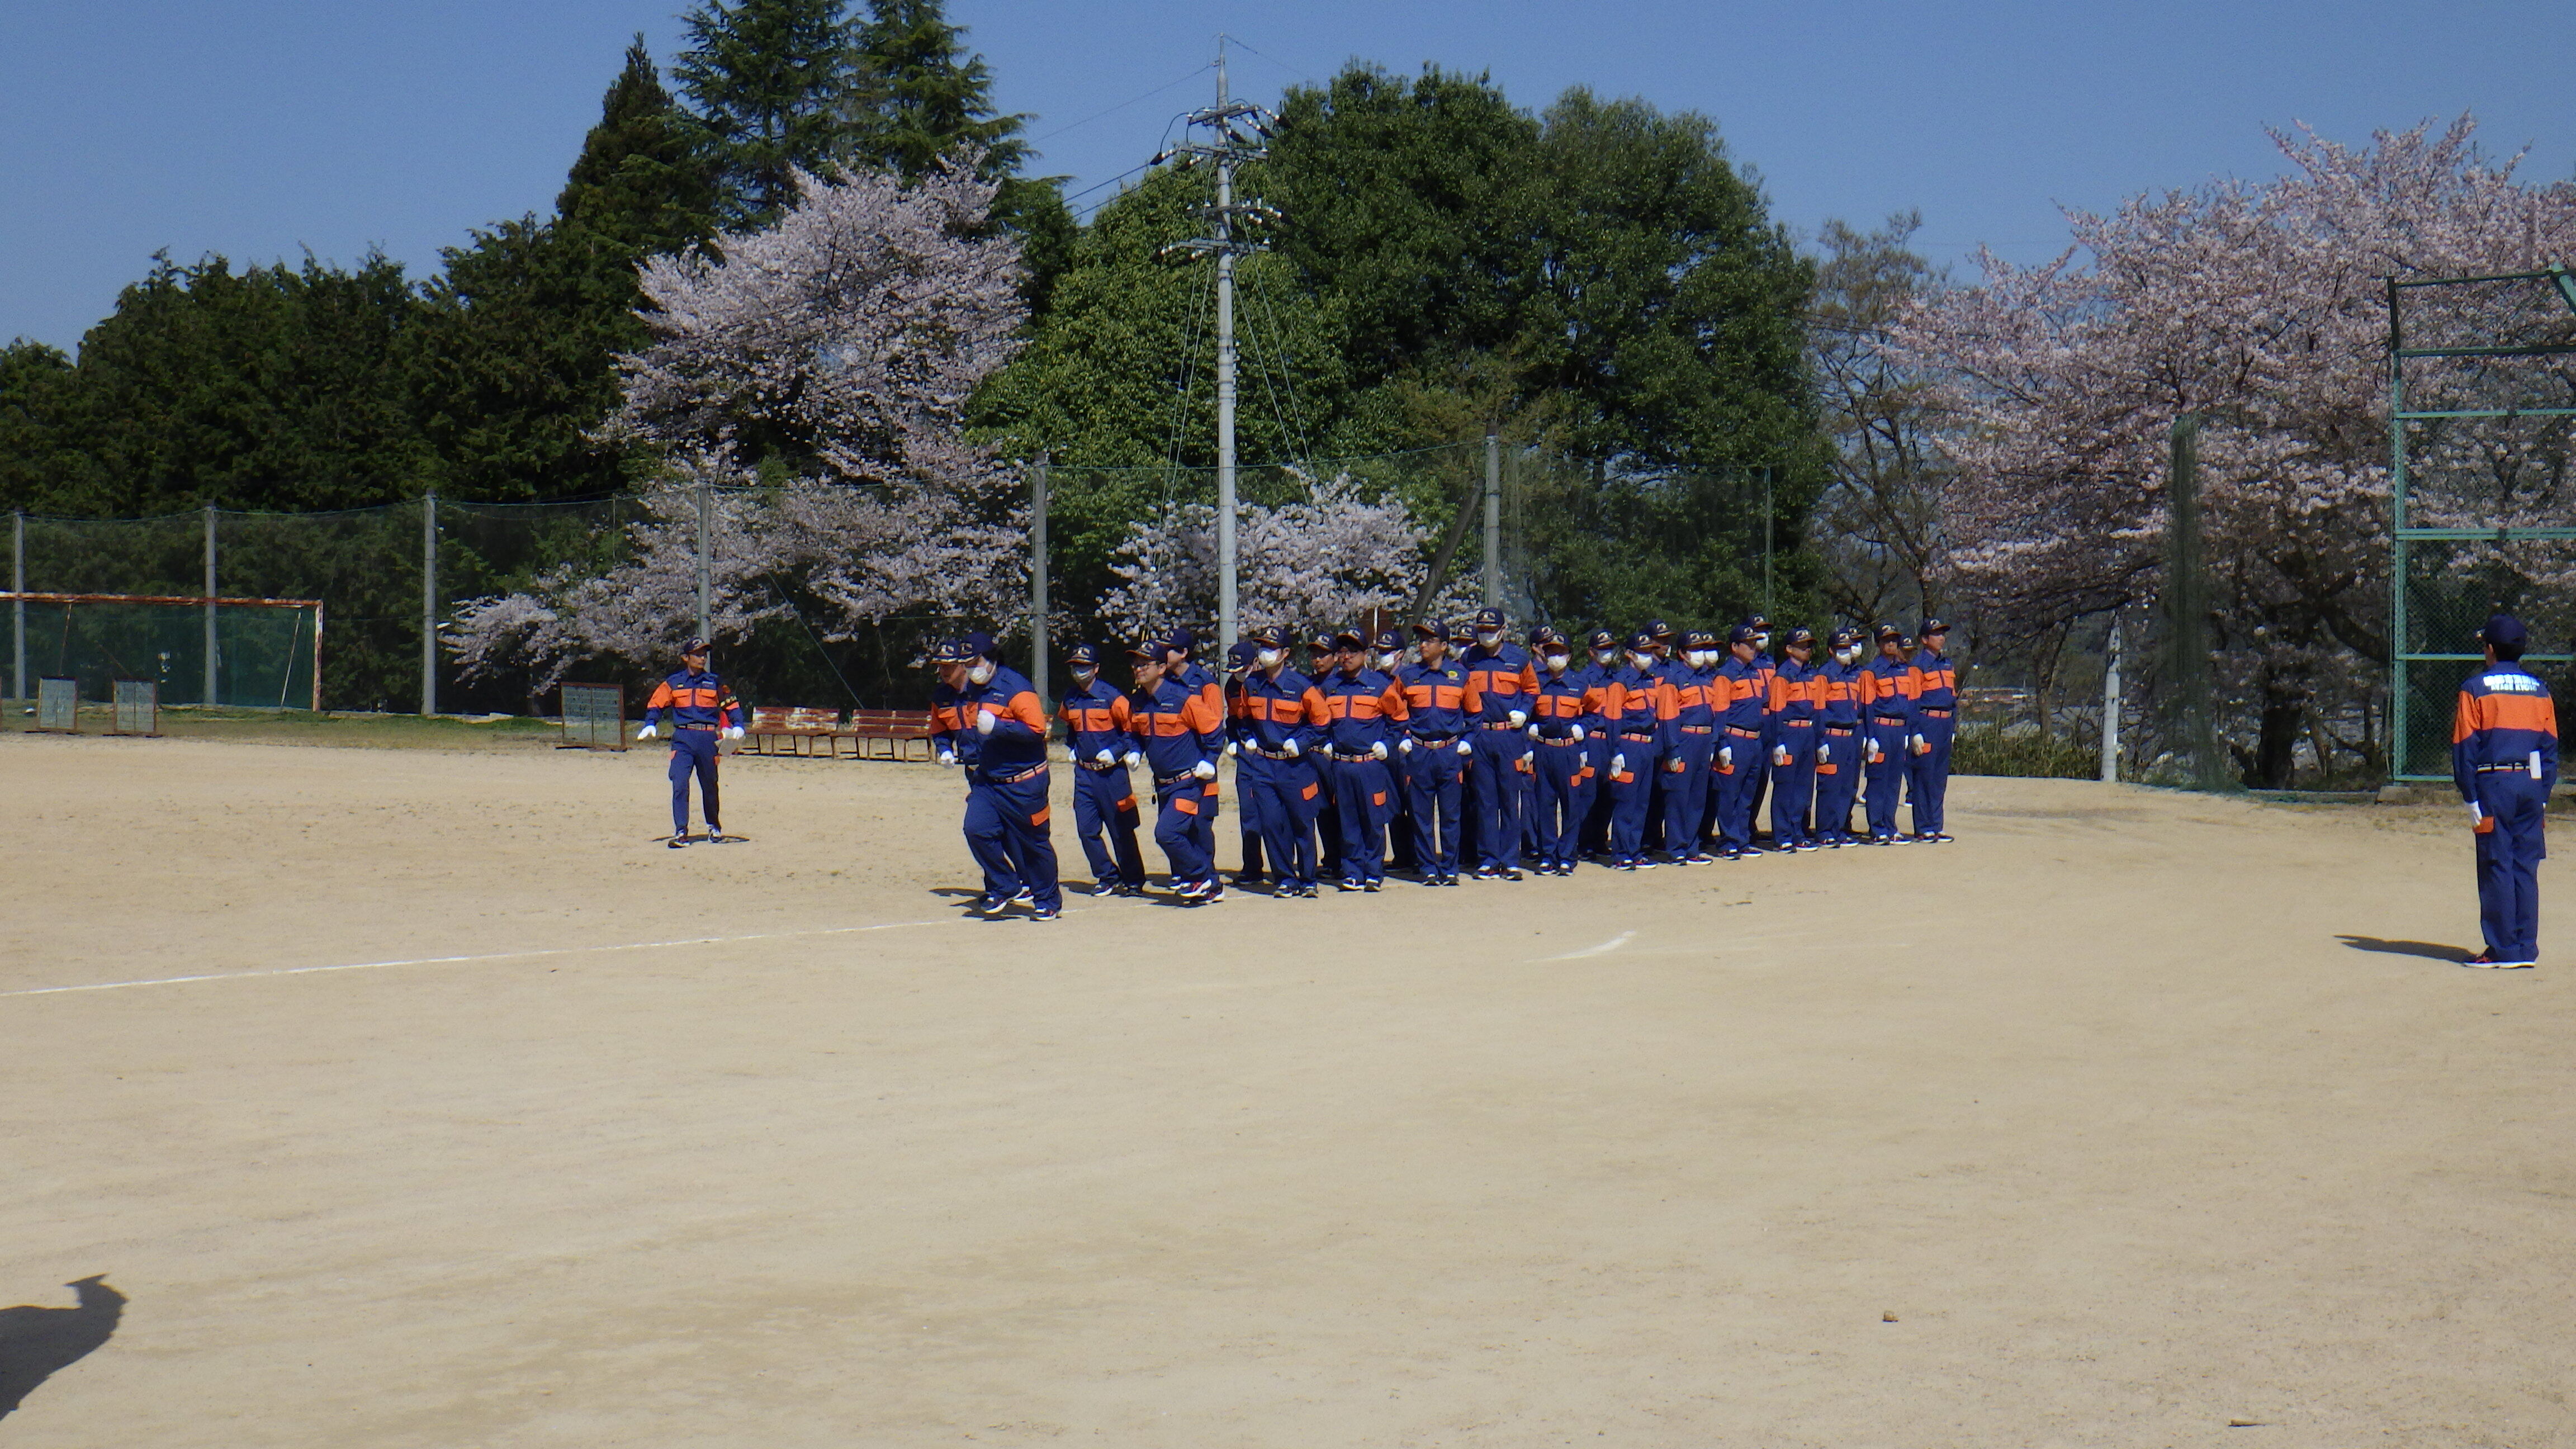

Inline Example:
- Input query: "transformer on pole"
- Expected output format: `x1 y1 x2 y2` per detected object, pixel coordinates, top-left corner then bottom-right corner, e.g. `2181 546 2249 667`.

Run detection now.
1156 39 1277 648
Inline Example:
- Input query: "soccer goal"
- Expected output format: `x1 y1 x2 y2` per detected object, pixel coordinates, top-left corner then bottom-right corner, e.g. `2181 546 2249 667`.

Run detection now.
6 593 321 711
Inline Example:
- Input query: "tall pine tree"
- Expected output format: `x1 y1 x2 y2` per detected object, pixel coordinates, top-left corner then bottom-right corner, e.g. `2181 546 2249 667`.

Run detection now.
673 0 856 226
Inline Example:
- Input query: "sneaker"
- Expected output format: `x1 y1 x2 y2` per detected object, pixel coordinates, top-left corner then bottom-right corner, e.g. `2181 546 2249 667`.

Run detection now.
1234 873 1268 889
1363 880 1382 892
1682 852 1715 866
1091 879 1124 898
1889 834 1914 845
1339 878 1366 892
667 835 688 849
1796 841 1821 853
2464 953 2535 969
1668 853 1694 868
1030 903 1060 921
1472 865 1500 880
1932 832 1956 844
1611 860 1636 872
969 894 1006 913
1007 887 1035 905
1500 866 1524 881
1201 883 1226 905
1635 858 1659 869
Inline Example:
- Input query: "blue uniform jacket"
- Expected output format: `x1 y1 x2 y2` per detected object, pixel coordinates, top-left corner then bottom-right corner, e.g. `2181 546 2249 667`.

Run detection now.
1716 655 1766 732
1911 649 1958 711
2453 663 2559 801
646 668 740 732
941 665 1049 778
1531 667 1600 740
1315 667 1408 755
1059 677 1134 764
1236 667 1328 755
1817 660 1863 726
1129 676 1225 781
1395 659 1470 740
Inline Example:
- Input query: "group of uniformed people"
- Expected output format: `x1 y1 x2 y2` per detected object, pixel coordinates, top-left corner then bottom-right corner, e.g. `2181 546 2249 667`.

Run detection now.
924 610 1964 917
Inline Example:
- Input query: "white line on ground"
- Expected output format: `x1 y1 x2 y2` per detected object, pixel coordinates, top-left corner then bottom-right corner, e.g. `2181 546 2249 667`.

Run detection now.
0 915 975 1000
1537 930 1636 962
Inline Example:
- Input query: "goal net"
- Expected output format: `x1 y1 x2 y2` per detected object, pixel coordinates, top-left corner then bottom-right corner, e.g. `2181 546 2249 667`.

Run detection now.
7 593 321 710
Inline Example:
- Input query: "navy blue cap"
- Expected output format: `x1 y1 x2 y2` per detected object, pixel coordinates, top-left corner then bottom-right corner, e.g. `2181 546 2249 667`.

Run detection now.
1066 643 1102 667
1626 630 1656 651
1226 639 1261 667
1308 631 1337 652
1684 629 1717 649
1728 623 1761 646
681 636 711 655
1447 620 1476 643
1645 619 1673 641
1530 626 1565 647
1919 618 1949 637
1412 618 1445 637
1472 607 1505 631
1332 627 1368 649
929 637 970 664
2480 613 2528 650
1128 633 1175 659
1829 628 1860 648
1251 624 1290 650
1785 626 1817 648
1587 629 1618 650
961 631 996 659
1168 627 1197 655
1371 628 1403 652
1874 623 1904 643
1741 614 1770 631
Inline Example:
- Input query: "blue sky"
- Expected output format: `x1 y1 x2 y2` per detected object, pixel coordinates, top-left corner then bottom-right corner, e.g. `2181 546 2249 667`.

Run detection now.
3 0 2570 352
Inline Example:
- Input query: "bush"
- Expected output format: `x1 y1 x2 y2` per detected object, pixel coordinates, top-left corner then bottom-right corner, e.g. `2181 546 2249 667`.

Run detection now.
1951 724 2099 779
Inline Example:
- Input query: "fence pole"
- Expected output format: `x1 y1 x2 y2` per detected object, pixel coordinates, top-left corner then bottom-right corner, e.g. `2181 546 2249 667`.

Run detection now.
203 504 219 706
695 483 712 645
2100 611 2123 783
11 510 23 703
420 493 437 717
1481 430 1501 608
2165 415 2222 788
1030 453 1050 709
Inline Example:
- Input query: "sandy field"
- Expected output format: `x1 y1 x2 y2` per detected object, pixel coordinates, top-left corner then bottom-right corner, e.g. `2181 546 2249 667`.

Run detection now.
1 733 2568 1447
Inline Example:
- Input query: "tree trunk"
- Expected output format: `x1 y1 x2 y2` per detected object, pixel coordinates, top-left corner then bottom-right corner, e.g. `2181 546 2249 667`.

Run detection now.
2250 688 2304 789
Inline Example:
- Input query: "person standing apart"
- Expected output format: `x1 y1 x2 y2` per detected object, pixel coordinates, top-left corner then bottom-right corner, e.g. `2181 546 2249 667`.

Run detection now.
1126 636 1228 905
936 633 1062 918
1395 619 1472 886
1769 627 1823 852
1812 629 1866 846
1059 643 1147 897
1233 626 1331 898
1597 632 1674 870
638 637 743 846
1315 629 1410 891
1858 624 1917 845
1908 619 1959 842
2455 613 2556 967
1526 628 1600 875
1462 608 1538 880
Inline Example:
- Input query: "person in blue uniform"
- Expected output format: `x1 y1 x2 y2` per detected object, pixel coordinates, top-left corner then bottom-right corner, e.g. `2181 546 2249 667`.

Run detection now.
1638 620 1677 854
1858 624 1917 845
638 637 743 846
1304 629 1344 883
1907 619 1959 842
1166 627 1227 866
1315 628 1410 890
1812 629 1867 847
1233 625 1331 897
1768 627 1822 852
1127 636 1228 905
1223 638 1271 889
1712 624 1769 859
2454 613 2557 967
1577 628 1623 860
1058 643 1147 897
1740 614 1778 845
1461 608 1538 880
1658 630 1721 865
1526 627 1601 875
936 632 1062 918
1394 619 1472 886
1597 632 1674 870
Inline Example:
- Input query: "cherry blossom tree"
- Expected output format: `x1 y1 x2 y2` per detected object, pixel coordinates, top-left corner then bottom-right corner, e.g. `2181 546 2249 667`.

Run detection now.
451 157 1030 683
1096 470 1478 644
1891 117 2576 785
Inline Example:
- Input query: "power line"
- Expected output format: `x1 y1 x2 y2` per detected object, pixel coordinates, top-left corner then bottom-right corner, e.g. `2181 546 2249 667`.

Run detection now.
1029 64 1212 146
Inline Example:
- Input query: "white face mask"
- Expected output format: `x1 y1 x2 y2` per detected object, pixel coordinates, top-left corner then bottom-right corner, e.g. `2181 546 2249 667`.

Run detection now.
1542 652 1570 674
1836 646 1862 666
1257 648 1284 670
1475 629 1502 648
1754 633 1771 652
1592 648 1617 666
1628 652 1655 670
967 660 996 686
1071 666 1097 688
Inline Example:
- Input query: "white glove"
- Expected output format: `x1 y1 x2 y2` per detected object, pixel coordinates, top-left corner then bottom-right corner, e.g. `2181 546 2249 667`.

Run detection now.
635 723 657 740
1570 725 1586 741
1719 745 1734 769
1093 748 1115 766
1526 723 1541 739
1816 742 1830 764
1370 740 1389 760
1281 738 1300 758
2468 801 2485 827
1396 737 1413 755
1611 753 1627 775
1191 759 1218 781
1865 738 1883 764
1122 750 1142 769
972 708 997 736
1223 740 1239 757
1773 745 1791 768
1508 709 1527 727
1666 756 1685 773
723 725 744 741
936 749 958 766
1456 737 1474 756
1911 733 1928 756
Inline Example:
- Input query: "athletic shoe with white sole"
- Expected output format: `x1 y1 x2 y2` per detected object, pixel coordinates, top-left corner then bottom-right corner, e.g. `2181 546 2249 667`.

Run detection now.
2464 953 2535 968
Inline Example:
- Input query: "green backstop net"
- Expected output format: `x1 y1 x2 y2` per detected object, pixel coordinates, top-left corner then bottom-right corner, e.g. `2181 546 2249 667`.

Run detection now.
13 597 319 708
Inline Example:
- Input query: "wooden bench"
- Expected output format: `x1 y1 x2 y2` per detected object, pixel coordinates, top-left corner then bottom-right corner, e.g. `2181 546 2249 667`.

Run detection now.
843 708 936 762
745 705 843 756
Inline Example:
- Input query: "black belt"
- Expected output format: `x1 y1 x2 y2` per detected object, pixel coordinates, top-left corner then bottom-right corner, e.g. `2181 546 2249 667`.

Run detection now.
1153 768 1204 789
1328 750 1384 763
1477 720 1524 731
676 724 717 733
1077 759 1125 772
987 763 1046 785
1409 731 1459 744
2475 763 2539 773
1253 747 1301 761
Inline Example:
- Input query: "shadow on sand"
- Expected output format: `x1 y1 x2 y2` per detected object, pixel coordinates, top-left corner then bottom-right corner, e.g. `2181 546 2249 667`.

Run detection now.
0 1276 124 1421
2336 935 2472 964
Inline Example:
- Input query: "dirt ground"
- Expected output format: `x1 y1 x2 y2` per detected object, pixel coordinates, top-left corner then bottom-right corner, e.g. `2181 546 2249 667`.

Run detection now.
2 735 2568 1447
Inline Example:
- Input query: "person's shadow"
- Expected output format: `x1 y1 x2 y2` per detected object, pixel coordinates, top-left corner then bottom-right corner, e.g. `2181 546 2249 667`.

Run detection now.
2336 935 2472 964
0 1276 124 1421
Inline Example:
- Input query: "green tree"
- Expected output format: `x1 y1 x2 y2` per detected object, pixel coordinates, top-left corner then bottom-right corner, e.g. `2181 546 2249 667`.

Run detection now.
0 340 91 512
409 37 718 501
674 0 856 225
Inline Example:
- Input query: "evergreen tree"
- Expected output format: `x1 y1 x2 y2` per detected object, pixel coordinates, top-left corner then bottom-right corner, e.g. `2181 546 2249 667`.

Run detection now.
673 0 857 226
410 37 718 501
0 340 90 512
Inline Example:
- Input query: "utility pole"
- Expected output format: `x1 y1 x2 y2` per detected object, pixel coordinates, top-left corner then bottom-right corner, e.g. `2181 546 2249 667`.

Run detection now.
1482 431 1502 607
2100 611 2123 783
1158 39 1275 647
12 511 24 704
420 493 437 717
203 504 219 706
694 483 713 645
1030 453 1050 708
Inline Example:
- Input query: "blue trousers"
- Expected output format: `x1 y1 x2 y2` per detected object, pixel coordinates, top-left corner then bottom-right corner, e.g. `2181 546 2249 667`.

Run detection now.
1470 730 1532 869
1606 736 1658 864
965 769 1060 908
667 728 721 836
1152 775 1218 886
1713 735 1761 851
1242 755 1323 889
1909 713 1955 836
1234 753 1271 879
1580 733 1616 855
1400 741 1467 876
1071 763 1145 888
1531 737 1589 868
1328 755 1396 884
2474 776 2547 961
1657 732 1716 858
1865 722 1912 839
1814 726 1862 842
1771 726 1817 846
